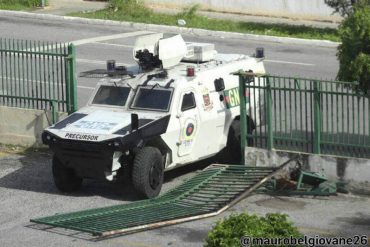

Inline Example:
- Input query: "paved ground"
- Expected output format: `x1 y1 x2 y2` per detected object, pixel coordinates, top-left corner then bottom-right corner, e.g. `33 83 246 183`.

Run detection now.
0 15 339 108
147 5 340 29
32 0 339 28
33 0 106 15
0 149 369 247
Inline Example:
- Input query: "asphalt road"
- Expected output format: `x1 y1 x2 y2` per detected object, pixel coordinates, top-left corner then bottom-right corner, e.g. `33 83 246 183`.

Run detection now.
0 15 339 108
0 149 369 247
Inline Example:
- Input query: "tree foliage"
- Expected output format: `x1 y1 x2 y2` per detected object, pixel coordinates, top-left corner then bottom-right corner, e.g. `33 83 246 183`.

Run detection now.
337 6 370 93
324 0 370 17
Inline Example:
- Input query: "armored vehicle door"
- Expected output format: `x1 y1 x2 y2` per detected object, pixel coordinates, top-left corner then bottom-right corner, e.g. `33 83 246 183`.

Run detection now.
177 90 199 157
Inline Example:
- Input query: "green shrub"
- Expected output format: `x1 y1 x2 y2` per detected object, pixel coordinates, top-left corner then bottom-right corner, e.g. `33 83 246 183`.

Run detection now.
204 212 302 247
178 4 200 20
0 0 42 7
337 6 370 93
107 0 152 18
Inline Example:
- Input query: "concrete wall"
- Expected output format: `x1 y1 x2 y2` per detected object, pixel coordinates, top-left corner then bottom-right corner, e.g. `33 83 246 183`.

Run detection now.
0 106 67 147
245 147 370 195
147 0 341 22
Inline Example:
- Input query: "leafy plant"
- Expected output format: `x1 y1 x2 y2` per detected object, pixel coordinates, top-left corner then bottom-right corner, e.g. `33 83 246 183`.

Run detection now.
337 5 370 93
324 0 370 16
107 0 151 18
179 4 200 20
0 0 46 8
204 212 302 247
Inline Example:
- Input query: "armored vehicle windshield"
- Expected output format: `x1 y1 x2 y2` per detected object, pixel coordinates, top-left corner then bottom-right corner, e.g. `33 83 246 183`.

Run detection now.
92 85 131 106
131 86 173 112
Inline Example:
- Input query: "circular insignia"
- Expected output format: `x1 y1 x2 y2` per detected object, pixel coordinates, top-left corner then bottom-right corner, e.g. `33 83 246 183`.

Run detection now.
183 118 197 141
186 123 194 136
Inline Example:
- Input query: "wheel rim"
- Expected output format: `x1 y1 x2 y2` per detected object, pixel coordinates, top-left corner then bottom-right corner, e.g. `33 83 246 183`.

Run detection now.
149 161 162 190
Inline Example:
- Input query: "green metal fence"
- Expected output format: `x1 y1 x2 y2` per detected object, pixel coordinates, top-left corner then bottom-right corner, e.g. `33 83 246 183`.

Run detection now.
0 39 77 123
237 72 370 160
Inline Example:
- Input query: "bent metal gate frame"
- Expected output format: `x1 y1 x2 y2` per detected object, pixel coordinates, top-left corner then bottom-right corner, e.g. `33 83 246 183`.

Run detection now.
30 159 298 238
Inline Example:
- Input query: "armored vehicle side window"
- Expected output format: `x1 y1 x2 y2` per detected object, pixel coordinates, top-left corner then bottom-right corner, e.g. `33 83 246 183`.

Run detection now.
181 92 196 111
131 86 173 111
92 86 130 106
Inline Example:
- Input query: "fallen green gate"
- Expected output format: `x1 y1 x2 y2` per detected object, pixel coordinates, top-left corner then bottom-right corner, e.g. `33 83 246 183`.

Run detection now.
0 39 77 122
30 162 294 237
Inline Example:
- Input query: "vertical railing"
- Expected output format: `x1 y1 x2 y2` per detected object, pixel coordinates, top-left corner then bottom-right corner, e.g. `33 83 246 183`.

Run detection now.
236 72 370 159
0 39 77 123
238 71 247 165
266 76 273 151
313 80 321 154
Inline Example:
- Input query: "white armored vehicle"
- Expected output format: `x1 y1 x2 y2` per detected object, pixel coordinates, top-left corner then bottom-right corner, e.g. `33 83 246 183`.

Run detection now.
42 33 266 198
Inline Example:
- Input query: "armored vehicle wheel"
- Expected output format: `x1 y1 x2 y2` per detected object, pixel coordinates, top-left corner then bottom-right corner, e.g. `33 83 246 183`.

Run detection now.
224 120 242 164
132 147 164 199
220 119 254 164
52 156 82 192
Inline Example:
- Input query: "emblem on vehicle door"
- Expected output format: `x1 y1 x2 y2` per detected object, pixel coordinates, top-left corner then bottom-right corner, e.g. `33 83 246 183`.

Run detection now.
182 118 197 141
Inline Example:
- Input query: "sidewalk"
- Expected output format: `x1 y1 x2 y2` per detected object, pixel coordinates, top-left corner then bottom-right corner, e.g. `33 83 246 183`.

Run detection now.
32 0 106 15
147 5 340 29
31 0 339 29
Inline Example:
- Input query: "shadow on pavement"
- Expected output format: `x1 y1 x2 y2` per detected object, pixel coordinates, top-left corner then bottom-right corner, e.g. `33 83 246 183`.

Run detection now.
0 149 214 201
336 212 370 234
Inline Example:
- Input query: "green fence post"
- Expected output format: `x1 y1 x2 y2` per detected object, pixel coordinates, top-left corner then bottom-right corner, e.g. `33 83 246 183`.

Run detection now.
266 76 273 150
239 73 247 166
313 80 321 154
67 44 77 114
51 100 58 124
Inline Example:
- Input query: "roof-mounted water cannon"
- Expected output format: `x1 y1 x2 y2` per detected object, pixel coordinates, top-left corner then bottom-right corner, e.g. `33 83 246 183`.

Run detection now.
133 33 187 71
132 33 218 72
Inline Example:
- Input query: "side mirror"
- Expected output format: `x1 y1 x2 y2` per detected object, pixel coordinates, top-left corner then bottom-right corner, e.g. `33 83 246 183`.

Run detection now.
214 78 225 92
131 113 139 131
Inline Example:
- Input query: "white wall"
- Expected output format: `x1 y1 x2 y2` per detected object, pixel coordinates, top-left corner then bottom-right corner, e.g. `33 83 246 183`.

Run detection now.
147 0 340 21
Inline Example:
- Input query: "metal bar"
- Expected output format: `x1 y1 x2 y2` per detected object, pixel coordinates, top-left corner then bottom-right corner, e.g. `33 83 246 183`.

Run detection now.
51 100 58 124
313 80 321 154
67 44 77 113
0 94 64 103
266 76 273 150
239 74 247 165
0 49 66 57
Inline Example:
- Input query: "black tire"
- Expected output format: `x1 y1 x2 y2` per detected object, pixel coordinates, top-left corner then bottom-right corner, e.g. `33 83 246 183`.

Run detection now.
223 120 242 164
132 147 164 199
52 156 82 192
219 119 254 164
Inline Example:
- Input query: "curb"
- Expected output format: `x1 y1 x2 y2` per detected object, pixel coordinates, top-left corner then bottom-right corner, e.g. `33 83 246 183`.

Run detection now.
0 10 340 48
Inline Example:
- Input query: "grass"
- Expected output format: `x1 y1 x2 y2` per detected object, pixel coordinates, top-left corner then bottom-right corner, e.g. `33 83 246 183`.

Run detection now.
0 0 46 10
69 2 339 42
